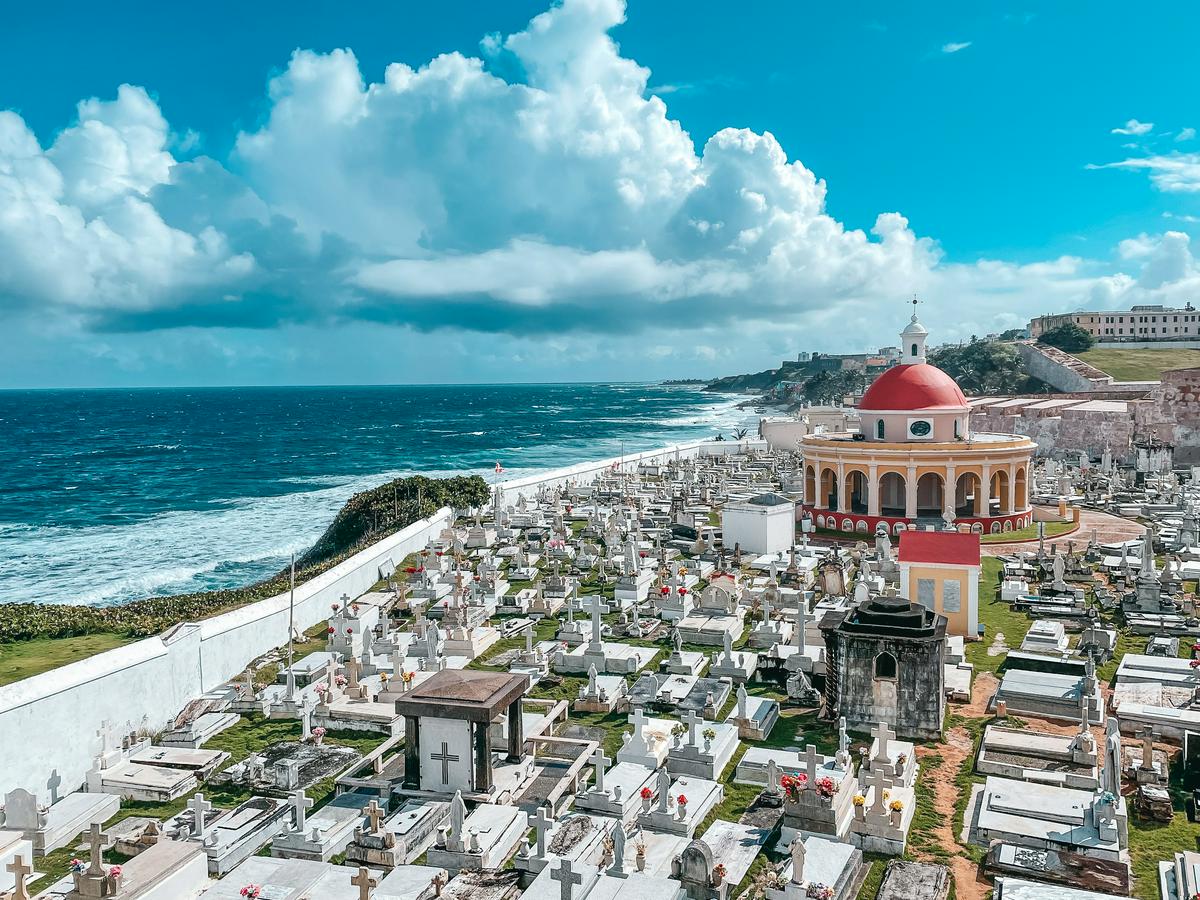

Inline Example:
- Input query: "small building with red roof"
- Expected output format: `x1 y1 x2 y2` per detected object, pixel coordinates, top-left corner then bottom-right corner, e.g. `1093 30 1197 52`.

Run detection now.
798 309 1036 538
897 530 981 638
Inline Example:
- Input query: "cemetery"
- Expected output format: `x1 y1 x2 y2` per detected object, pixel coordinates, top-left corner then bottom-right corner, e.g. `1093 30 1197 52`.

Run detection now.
8 314 1200 899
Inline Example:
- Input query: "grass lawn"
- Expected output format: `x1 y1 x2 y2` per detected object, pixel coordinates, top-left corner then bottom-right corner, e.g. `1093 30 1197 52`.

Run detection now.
980 520 1076 544
0 633 135 687
1076 347 1200 381
964 557 1032 674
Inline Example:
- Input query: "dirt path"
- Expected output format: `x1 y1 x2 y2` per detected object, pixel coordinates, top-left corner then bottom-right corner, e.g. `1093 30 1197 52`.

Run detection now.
983 508 1143 556
912 672 999 900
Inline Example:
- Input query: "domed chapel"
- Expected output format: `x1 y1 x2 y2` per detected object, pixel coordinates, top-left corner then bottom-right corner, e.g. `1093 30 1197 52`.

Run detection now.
801 310 1036 534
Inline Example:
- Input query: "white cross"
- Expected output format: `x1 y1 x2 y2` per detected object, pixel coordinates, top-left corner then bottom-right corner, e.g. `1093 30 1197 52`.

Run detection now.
681 710 704 746
531 806 554 859
590 747 611 793
863 768 889 815
872 721 895 764
551 858 583 900
351 865 378 900
189 793 213 837
289 789 314 833
587 593 610 648
7 855 31 900
802 744 822 786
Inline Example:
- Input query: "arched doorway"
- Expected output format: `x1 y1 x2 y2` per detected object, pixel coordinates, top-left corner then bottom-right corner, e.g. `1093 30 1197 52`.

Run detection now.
916 472 945 517
955 472 982 518
1015 467 1028 511
991 469 1011 515
820 468 838 510
805 465 816 506
845 469 868 514
879 472 906 517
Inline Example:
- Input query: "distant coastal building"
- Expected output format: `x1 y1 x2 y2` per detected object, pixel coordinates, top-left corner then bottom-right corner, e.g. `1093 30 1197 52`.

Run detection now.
799 312 1037 534
1029 303 1199 341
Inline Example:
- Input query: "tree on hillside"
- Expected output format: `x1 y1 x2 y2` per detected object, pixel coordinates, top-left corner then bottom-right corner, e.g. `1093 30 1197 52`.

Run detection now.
1039 322 1095 353
929 340 1042 396
801 369 869 405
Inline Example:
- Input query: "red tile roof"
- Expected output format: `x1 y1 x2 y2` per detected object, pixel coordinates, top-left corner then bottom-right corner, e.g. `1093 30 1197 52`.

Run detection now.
897 530 981 567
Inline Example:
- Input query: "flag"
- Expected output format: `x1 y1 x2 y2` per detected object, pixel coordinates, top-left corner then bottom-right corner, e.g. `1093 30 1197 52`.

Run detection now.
494 461 504 474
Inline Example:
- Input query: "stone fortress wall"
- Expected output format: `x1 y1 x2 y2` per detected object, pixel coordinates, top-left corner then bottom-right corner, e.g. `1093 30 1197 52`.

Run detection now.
0 440 708 798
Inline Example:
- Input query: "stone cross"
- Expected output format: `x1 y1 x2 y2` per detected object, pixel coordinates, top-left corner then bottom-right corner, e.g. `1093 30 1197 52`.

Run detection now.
628 708 648 751
531 806 553 859
1140 725 1157 770
85 822 108 876
431 872 447 897
189 793 213 838
6 855 31 900
590 748 612 793
47 769 61 805
289 789 314 833
682 710 704 747
802 744 822 790
351 865 378 900
793 593 806 650
863 768 889 815
365 799 385 834
836 716 851 769
790 835 806 884
551 859 583 900
346 656 362 689
587 593 611 649
871 721 895 766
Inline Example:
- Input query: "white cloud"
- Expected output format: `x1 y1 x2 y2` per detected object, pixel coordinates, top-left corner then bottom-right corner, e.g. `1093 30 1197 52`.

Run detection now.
0 0 1198 366
1177 127 1196 142
941 41 972 54
1090 153 1200 193
1112 118 1154 136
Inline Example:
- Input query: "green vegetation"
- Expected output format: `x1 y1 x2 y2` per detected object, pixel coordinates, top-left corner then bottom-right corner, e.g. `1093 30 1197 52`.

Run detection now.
929 339 1049 396
964 557 1032 674
0 633 135 687
1039 322 1096 353
0 474 489 645
979 520 1076 544
1076 346 1200 381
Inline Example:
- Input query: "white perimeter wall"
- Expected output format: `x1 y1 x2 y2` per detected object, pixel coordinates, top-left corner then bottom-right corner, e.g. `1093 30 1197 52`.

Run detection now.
0 440 707 798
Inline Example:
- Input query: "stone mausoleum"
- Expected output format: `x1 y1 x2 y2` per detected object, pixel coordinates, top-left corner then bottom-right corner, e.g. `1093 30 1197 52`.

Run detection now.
801 310 1036 534
821 593 946 741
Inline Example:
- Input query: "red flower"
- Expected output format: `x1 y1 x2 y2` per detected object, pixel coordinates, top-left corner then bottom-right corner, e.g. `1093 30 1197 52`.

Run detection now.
346 628 353 635
678 588 688 595
677 794 688 805
640 787 653 799
327 627 335 634
661 587 670 596
405 567 417 574
436 551 444 557
1190 659 1200 669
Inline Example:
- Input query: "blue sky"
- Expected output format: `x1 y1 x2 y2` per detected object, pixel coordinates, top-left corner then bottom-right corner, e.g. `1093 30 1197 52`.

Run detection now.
1 1 1197 387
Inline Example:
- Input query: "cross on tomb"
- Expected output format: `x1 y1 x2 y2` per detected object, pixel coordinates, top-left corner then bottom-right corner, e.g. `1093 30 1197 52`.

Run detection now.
551 858 583 900
85 822 108 876
590 747 612 793
351 865 379 900
863 768 889 816
345 656 362 689
587 594 610 648
531 806 554 859
7 855 32 900
365 799 386 834
802 745 822 788
871 721 895 765
430 741 460 785
682 710 704 747
47 769 62 805
189 793 213 838
289 789 314 833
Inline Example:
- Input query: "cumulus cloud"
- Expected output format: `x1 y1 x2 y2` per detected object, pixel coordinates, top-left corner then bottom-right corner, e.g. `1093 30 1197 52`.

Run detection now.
1090 153 1200 193
0 0 1198 363
1111 118 1154 136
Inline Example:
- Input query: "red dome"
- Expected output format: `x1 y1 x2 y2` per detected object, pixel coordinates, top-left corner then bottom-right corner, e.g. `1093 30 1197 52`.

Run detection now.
859 363 967 411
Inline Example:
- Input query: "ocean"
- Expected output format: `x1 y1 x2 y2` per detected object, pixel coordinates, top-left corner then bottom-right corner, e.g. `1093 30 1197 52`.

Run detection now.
0 383 751 607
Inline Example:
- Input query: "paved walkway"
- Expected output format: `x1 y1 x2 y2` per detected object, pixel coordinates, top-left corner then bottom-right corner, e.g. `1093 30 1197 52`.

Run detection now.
983 508 1143 556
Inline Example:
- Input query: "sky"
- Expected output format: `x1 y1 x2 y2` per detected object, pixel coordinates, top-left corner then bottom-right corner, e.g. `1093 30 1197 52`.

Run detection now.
1 0 1198 388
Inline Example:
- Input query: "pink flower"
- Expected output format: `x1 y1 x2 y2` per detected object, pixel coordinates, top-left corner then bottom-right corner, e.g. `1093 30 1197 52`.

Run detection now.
109 865 122 879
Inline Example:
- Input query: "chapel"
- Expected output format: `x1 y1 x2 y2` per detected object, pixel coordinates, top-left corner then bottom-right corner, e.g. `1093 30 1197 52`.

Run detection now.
801 309 1036 534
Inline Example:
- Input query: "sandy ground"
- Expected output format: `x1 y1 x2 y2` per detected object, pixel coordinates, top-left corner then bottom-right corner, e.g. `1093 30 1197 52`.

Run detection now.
983 508 1144 556
912 671 998 900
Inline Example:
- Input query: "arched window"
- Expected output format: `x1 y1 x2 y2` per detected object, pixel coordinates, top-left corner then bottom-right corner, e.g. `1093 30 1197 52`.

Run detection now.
876 419 885 440
911 343 918 357
874 652 897 680
954 418 961 439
